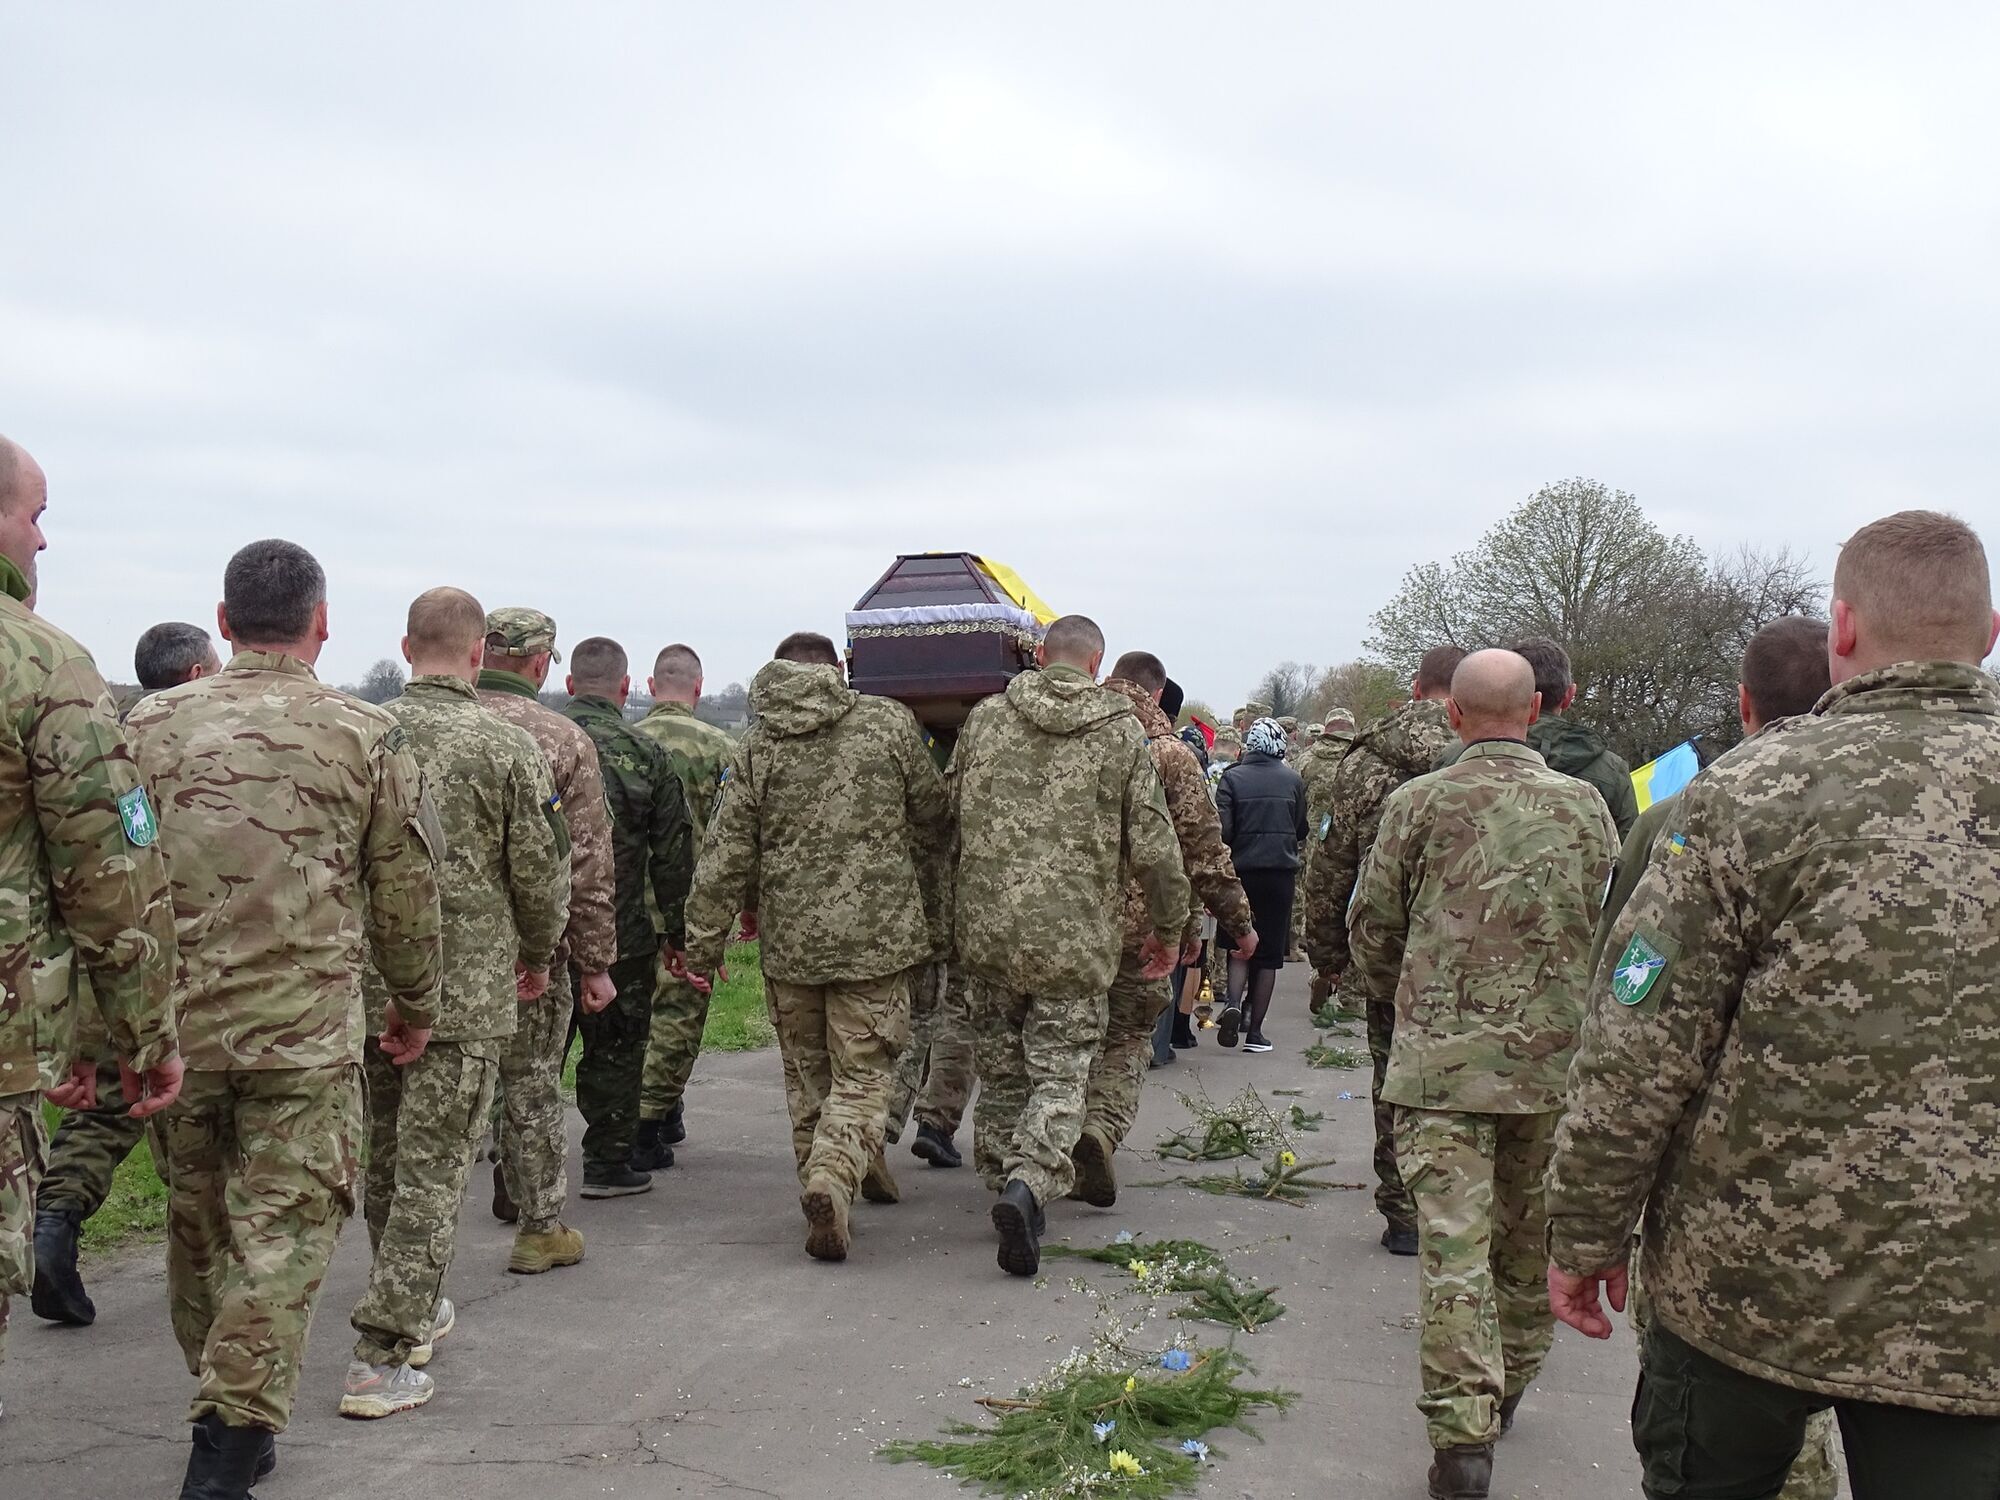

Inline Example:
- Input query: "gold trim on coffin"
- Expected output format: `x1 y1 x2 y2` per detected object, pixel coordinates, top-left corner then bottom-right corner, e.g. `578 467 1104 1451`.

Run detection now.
848 621 1041 647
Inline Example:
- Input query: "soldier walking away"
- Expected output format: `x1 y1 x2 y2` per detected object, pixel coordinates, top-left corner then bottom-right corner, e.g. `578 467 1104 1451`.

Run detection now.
884 961 975 1170
33 620 216 1330
0 435 183 1421
1547 510 2000 1500
951 616 1189 1277
681 633 948 1262
476 608 616 1274
1075 652 1253 1207
1348 649 1617 1500
632 643 736 1162
124 539 442 1499
1301 644 1464 1257
340 589 570 1420
562 639 694 1195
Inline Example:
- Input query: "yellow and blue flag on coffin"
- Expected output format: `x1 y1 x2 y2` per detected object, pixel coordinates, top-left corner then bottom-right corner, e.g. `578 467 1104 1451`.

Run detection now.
1631 739 1701 813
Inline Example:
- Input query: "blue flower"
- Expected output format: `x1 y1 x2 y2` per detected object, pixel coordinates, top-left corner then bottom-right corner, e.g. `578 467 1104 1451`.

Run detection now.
1160 1349 1194 1372
1337 1091 1357 1101
1181 1439 1210 1462
1093 1421 1116 1443
1113 1229 1135 1245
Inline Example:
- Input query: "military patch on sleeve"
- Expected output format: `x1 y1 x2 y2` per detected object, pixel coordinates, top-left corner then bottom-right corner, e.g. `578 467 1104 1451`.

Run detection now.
543 792 572 857
1318 812 1333 844
117 787 158 848
1611 931 1671 1007
1665 832 1688 857
381 725 410 754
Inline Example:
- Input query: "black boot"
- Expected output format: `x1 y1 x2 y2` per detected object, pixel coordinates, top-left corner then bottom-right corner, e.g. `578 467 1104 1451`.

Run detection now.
491 1161 518 1224
31 1207 95 1326
1381 1223 1419 1257
661 1103 686 1146
1427 1441 1493 1499
992 1180 1043 1277
1171 1014 1198 1050
630 1119 676 1173
181 1413 270 1499
910 1122 962 1169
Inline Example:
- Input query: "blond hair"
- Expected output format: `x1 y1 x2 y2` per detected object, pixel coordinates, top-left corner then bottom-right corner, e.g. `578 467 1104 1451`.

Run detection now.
407 587 488 659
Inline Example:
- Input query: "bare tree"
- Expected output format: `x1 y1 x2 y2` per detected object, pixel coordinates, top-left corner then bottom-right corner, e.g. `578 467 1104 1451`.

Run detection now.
352 658 406 705
1249 661 1317 719
1310 661 1404 727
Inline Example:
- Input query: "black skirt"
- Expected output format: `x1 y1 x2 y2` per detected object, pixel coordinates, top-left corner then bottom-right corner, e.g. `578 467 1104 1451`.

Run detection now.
1236 868 1296 972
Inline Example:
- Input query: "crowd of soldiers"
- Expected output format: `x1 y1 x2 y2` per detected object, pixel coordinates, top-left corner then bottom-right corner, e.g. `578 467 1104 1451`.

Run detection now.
2 420 1997 1500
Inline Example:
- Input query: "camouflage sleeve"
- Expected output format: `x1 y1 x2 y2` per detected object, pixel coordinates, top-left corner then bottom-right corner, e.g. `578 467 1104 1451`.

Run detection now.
1302 765 1372 976
1158 741 1251 942
900 715 953 957
682 744 757 976
1590 799 1673 975
1546 779 1751 1276
1344 787 1415 1007
649 766 693 953
506 753 571 972
1123 741 1192 947
560 737 620 974
362 730 444 1029
29 657 179 1072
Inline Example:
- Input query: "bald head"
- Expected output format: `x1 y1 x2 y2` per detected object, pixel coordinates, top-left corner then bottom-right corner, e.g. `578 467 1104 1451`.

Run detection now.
0 435 49 590
1447 649 1541 744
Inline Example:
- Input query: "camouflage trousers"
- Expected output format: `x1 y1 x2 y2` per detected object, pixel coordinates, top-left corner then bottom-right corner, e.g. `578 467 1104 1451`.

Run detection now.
570 954 657 1170
886 961 975 1143
1369 1001 1416 1234
1083 962 1172 1152
162 1065 360 1431
495 964 573 1234
1630 1248 1842 1499
0 1091 48 1365
1394 1106 1557 1450
640 969 710 1122
352 1037 498 1367
37 1056 154 1217
970 982 1109 1208
764 971 911 1203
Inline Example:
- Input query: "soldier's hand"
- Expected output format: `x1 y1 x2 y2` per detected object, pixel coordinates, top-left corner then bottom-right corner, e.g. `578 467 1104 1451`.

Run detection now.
1137 934 1177 981
122 1054 186 1118
1233 929 1261 963
516 963 551 1003
580 969 618 1014
379 1005 432 1067
1547 1262 1627 1341
736 911 759 942
1178 937 1202 967
46 1059 100 1110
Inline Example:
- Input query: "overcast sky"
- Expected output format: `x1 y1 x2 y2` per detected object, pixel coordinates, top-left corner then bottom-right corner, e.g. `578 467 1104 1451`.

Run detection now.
6 4 1996 706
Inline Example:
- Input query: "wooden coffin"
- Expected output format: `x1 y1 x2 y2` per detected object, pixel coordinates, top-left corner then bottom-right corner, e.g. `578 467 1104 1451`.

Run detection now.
846 553 1043 730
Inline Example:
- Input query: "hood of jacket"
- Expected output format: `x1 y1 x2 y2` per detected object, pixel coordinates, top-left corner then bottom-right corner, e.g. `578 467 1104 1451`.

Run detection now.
1103 676 1174 740
1528 715 1616 776
1352 696 1451 776
750 660 857 737
1006 664 1132 737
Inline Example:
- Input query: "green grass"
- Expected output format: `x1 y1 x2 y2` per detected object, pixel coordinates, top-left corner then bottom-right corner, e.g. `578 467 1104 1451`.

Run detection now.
561 941 770 1091
40 1101 171 1255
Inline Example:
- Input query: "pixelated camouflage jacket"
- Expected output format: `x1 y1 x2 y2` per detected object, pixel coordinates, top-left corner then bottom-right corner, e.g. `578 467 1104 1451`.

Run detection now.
1298 734 1351 830
951 665 1190 999
125 650 442 1069
1301 697 1454 978
565 695 693 962
634 700 735 847
684 661 948 984
0 555 179 1090
1548 660 2000 1416
360 677 571 1041
477 669 618 974
1103 677 1251 955
1347 738 1617 1113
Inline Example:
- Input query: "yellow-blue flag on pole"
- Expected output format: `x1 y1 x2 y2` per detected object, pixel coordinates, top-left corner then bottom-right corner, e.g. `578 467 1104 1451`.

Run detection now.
1631 739 1701 813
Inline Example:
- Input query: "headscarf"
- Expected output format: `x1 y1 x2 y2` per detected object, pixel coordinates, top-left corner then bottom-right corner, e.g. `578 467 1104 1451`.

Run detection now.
1244 716 1289 760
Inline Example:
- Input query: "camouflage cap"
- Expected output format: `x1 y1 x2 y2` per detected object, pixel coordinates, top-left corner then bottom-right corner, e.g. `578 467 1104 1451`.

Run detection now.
1246 700 1273 717
1278 715 1299 732
1215 728 1243 747
1307 724 1325 739
1323 705 1356 731
486 607 562 663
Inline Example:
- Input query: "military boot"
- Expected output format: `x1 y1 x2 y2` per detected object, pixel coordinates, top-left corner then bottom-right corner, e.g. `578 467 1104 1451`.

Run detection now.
992 1180 1043 1277
180 1412 271 1499
31 1207 94 1326
660 1102 687 1146
1427 1442 1493 1500
1499 1388 1526 1436
630 1119 676 1173
860 1153 900 1204
1069 1127 1117 1208
910 1122 962 1168
1381 1223 1419 1257
490 1161 518 1223
801 1177 850 1262
508 1223 585 1274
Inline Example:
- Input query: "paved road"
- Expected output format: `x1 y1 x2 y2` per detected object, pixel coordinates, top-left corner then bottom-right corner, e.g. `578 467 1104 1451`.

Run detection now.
6 971 1643 1498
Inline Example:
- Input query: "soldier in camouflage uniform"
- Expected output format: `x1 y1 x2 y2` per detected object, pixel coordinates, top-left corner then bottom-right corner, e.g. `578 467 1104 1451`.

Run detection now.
33 620 218 1330
563 638 694 1191
952 617 1189 1277
1072 654 1252 1207
1293 707 1354 983
477 607 617 1274
1548 511 2000 1500
0 436 182 1413
683 635 948 1262
633 643 737 1154
340 589 571 1420
1301 645 1464 1256
125 540 441 1494
1348 649 1617 1500
884 961 975 1168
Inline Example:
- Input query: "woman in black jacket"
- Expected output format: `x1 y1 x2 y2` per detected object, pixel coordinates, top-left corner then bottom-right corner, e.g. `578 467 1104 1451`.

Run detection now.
1215 717 1308 1052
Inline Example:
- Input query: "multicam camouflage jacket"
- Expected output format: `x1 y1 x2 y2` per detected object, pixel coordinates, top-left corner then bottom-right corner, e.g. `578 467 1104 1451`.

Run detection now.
1347 738 1617 1114
477 669 618 974
1548 660 2000 1416
1103 677 1251 955
1440 714 1639 838
0 555 179 1091
684 661 948 985
565 694 693 962
1300 697 1455 978
361 677 571 1041
951 665 1190 999
634 699 735 846
125 650 442 1070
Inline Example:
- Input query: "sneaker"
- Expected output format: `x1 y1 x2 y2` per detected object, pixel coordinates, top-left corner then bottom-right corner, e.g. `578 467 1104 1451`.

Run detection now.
407 1297 455 1369
910 1122 963 1169
860 1152 900 1204
1217 1005 1243 1049
801 1177 850 1262
1244 1031 1273 1053
630 1119 676 1173
580 1164 654 1199
508 1223 585 1275
339 1359 435 1419
660 1102 687 1146
490 1161 518 1223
